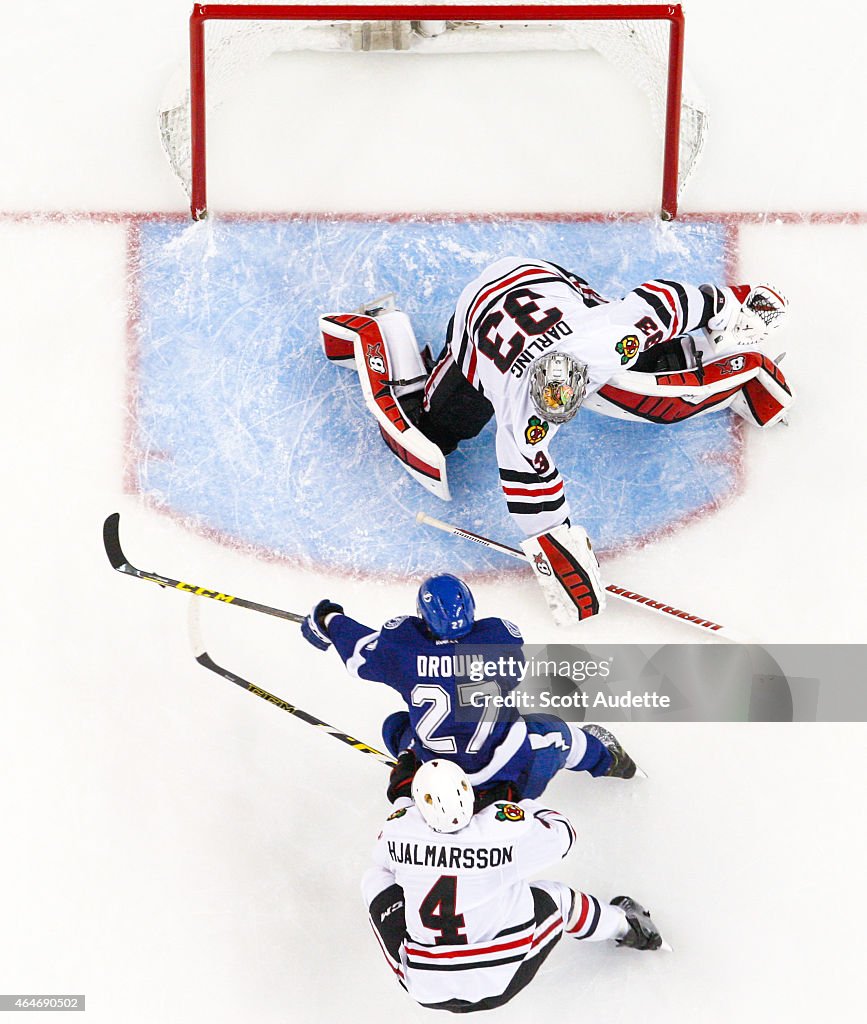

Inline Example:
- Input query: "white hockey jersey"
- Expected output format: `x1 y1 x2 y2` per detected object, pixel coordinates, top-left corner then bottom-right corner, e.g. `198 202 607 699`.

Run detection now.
438 256 717 535
362 797 586 1008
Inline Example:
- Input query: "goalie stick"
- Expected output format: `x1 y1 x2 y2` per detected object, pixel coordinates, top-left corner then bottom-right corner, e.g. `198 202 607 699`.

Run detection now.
415 511 747 643
103 512 304 622
187 601 396 767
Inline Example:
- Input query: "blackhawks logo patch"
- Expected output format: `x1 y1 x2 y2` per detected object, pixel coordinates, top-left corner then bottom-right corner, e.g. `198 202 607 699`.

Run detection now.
387 807 407 821
525 416 549 445
495 803 525 823
616 334 640 364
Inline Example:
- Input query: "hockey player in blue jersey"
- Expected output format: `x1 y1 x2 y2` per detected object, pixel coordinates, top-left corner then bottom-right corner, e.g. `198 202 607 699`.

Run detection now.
301 573 637 803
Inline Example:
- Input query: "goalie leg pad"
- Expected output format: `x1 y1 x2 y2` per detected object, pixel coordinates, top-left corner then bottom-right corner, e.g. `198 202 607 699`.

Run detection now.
319 293 398 368
585 351 794 427
320 313 372 366
373 309 428 399
521 524 606 625
729 357 795 427
344 315 451 499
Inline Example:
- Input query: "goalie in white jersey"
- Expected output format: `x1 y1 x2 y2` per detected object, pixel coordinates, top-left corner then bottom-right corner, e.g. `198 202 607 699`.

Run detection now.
320 257 793 624
363 759 666 1013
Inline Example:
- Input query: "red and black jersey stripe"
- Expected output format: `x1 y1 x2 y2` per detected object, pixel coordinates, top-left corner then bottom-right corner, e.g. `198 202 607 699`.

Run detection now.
506 498 567 517
658 279 692 327
499 467 560 485
405 907 564 974
566 893 602 939
499 466 566 518
405 932 535 972
504 493 566 517
464 264 561 333
545 261 607 307
415 898 565 1013
698 283 723 325
634 285 673 328
491 915 536 938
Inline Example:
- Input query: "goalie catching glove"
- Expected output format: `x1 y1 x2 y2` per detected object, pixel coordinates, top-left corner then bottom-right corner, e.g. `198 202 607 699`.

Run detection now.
521 523 606 625
701 283 788 354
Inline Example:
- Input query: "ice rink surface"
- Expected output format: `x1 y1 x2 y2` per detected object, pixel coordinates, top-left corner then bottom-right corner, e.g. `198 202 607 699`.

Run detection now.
134 216 736 572
1 2 866 1022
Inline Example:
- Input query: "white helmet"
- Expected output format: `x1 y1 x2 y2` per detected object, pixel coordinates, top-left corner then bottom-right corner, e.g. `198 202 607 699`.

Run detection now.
411 759 475 833
529 351 589 424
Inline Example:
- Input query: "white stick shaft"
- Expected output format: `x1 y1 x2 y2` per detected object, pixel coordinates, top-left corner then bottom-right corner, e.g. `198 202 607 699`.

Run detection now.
415 511 746 642
415 511 524 559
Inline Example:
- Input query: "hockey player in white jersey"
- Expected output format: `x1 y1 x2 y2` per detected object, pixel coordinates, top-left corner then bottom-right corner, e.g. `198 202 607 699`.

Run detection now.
320 258 792 623
363 759 665 1013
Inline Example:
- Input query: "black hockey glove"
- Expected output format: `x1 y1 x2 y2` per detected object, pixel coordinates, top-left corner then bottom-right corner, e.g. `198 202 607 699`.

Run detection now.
301 599 344 651
474 780 522 814
387 750 421 803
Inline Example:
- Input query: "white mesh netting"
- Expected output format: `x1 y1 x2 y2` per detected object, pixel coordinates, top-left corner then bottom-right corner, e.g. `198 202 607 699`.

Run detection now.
159 3 708 210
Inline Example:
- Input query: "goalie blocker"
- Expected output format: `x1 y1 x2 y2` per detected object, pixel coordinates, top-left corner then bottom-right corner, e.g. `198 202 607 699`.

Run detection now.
522 523 606 625
319 305 450 500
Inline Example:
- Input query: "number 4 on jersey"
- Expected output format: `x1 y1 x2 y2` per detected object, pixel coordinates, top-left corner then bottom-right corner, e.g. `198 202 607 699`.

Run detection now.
419 875 468 945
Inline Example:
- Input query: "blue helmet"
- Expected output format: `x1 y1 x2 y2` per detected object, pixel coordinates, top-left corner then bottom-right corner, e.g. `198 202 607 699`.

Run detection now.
417 574 475 639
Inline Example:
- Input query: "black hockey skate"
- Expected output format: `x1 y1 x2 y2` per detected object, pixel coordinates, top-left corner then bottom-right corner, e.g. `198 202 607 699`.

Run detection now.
611 896 664 951
582 724 637 779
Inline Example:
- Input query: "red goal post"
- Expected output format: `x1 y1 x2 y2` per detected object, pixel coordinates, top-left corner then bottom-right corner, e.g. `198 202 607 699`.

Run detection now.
167 3 704 220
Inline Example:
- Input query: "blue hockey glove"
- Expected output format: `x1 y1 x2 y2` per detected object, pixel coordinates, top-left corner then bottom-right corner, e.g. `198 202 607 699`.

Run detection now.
301 599 344 651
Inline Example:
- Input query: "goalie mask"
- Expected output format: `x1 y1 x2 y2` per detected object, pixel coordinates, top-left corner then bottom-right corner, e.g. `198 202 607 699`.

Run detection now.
529 351 588 425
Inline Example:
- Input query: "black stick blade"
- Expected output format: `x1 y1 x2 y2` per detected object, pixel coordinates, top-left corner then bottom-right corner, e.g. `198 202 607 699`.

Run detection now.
103 512 128 569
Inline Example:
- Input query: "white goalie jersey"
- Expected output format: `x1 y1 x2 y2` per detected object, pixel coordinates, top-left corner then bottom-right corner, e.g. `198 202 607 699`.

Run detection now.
362 797 594 1008
431 256 718 535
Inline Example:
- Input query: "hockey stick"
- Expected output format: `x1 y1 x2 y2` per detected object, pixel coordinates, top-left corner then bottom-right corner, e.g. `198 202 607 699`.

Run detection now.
103 513 304 623
187 601 396 767
415 511 745 642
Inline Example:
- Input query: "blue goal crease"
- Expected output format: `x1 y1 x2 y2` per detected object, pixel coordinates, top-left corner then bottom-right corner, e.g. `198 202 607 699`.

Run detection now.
132 216 734 577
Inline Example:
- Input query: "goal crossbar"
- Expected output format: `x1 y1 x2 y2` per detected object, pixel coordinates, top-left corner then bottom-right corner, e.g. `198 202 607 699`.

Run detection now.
185 3 688 219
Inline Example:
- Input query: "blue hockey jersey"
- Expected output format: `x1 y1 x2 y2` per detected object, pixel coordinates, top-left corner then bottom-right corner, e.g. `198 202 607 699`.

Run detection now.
328 613 528 781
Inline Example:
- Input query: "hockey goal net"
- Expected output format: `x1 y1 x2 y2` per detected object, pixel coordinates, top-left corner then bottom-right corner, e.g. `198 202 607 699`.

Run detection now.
160 3 708 220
